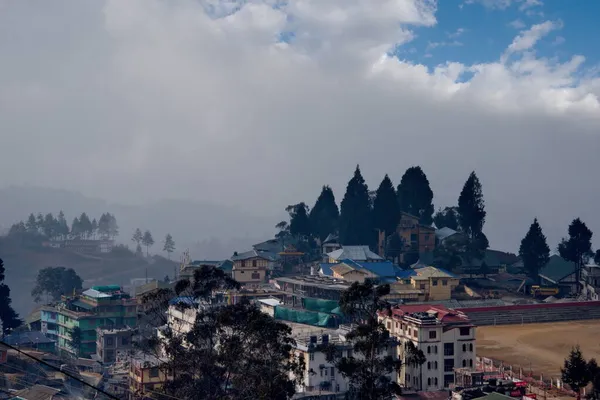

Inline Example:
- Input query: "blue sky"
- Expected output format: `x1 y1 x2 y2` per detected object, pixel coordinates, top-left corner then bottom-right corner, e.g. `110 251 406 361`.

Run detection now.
401 0 600 69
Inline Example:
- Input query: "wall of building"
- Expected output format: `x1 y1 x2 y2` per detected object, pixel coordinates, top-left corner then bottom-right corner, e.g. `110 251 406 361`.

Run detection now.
457 301 600 326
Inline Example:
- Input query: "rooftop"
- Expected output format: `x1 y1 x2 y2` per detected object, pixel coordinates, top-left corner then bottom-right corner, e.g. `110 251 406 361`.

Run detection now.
389 304 471 325
275 275 350 291
413 266 457 279
4 331 55 346
327 246 383 262
231 249 276 261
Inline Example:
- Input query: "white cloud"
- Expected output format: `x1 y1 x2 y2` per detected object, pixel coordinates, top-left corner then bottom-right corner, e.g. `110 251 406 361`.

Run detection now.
447 27 467 39
504 20 562 57
465 0 543 11
0 0 599 252
509 19 526 29
552 36 565 46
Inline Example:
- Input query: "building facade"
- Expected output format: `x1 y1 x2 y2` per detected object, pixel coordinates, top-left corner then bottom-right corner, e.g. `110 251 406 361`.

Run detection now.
231 250 275 286
50 285 137 357
379 304 475 391
397 213 436 261
96 327 134 363
129 353 171 399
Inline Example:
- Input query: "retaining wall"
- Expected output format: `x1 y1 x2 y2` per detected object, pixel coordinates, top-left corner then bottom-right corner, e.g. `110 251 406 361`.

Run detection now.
456 300 600 326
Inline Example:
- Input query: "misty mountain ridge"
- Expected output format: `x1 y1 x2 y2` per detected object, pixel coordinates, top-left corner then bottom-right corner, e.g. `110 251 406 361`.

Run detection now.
0 185 277 260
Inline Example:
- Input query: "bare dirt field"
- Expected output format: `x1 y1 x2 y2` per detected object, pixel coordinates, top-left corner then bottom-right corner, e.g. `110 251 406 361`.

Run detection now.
477 320 600 378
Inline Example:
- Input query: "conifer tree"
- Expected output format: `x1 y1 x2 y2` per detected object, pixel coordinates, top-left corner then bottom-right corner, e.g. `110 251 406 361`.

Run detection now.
558 218 593 289
519 218 550 282
397 166 434 225
0 258 21 335
562 345 590 400
339 165 373 246
26 213 37 233
142 230 155 256
309 185 339 241
458 171 489 271
287 203 311 237
163 233 176 259
372 175 401 238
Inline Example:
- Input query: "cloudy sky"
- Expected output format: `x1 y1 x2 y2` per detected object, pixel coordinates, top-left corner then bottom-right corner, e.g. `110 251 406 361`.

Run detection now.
1 0 599 252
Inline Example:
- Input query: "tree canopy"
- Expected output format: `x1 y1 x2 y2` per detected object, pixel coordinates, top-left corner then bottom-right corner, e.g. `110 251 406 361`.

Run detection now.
287 202 311 237
519 218 550 282
31 266 83 303
339 165 374 246
397 166 434 225
558 218 593 288
309 185 339 241
433 206 459 230
562 345 591 398
163 233 176 258
458 172 488 270
142 230 155 256
372 175 401 238
0 258 21 335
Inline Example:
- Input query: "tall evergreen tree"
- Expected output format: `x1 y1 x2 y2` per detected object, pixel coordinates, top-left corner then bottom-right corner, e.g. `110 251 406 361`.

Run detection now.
372 175 401 238
519 218 550 282
458 172 488 272
26 213 37 233
163 233 176 259
287 203 311 237
0 258 21 335
79 212 93 238
71 217 81 239
98 213 110 238
558 218 593 289
142 230 155 256
397 166 435 225
309 185 339 241
107 213 119 239
339 165 374 246
57 211 69 238
132 228 143 247
433 206 459 230
561 345 590 400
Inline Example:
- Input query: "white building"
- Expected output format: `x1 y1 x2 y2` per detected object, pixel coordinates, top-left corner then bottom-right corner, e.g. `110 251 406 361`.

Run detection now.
379 304 476 391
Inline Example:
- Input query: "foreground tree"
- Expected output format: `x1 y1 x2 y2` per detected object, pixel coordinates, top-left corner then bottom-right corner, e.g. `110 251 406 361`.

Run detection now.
562 345 590 400
309 185 339 241
458 172 489 273
433 206 459 230
373 175 401 238
69 326 82 357
142 230 155 256
132 228 143 247
339 165 374 246
397 166 434 225
405 341 427 391
0 258 21 335
587 358 600 400
558 218 593 288
519 218 550 282
163 233 176 259
31 267 83 302
141 266 304 399
322 281 401 399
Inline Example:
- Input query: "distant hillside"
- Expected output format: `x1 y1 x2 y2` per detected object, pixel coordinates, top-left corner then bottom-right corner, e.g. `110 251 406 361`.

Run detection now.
0 237 180 316
0 185 277 259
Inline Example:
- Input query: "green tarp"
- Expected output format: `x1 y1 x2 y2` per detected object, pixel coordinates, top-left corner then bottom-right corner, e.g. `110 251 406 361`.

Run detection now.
302 298 344 315
274 306 333 327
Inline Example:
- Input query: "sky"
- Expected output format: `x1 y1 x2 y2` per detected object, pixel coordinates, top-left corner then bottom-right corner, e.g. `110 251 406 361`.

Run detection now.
1 0 599 252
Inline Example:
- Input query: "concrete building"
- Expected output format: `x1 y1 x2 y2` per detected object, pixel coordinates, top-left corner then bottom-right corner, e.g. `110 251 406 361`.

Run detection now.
96 326 134 363
231 250 276 286
43 285 137 357
40 306 59 342
128 353 171 399
379 304 475 391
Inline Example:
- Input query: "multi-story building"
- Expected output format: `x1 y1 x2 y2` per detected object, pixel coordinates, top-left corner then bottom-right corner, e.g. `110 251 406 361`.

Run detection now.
96 326 134 363
231 250 275 286
379 304 475 391
40 306 59 341
128 353 171 399
44 285 137 357
397 213 436 262
391 266 460 302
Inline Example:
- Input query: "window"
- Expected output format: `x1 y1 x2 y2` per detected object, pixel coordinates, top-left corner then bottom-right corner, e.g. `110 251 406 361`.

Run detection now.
396 322 399 328
435 361 438 369
331 367 335 378
428 378 431 386
462 344 466 352
241 260 246 267
429 330 436 339
442 279 448 286
469 359 473 367
432 279 438 286
435 377 439 386
387 322 391 330
106 337 114 346
309 353 315 361
420 284 426 290
410 234 418 242
444 358 455 372
251 272 260 280
444 374 454 387
444 343 454 356
149 367 159 378
462 359 466 367
427 346 431 354
252 260 257 267
121 337 129 346
413 329 418 337
469 343 473 352
434 345 438 354
460 327 470 336
427 362 431 370
425 234 430 242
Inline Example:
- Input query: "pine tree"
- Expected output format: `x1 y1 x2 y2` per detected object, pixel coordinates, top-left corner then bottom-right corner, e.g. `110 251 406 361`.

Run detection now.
519 218 550 282
287 203 311 237
0 258 21 335
42 213 56 238
163 234 176 259
561 345 590 399
558 218 593 290
91 218 98 239
132 228 143 246
57 211 69 238
397 166 435 225
98 213 110 238
142 230 155 257
26 213 37 233
458 172 488 271
108 213 119 239
71 217 81 239
372 175 401 242
309 185 339 241
339 165 374 246
79 213 93 239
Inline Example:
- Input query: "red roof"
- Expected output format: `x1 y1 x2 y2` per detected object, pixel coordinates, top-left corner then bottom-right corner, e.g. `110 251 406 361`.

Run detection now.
386 304 471 324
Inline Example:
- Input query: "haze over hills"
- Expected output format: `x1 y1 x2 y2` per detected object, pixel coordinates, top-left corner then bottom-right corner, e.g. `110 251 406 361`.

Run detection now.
0 185 277 260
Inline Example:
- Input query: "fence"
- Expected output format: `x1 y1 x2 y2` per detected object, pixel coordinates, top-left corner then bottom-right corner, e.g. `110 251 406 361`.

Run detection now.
457 301 600 326
475 356 577 398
